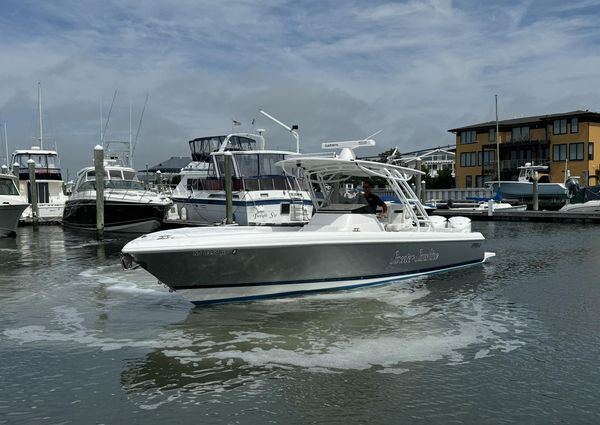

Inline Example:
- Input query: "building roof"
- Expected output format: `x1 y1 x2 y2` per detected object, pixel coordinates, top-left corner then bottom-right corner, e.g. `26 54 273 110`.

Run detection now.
145 156 190 173
448 110 600 133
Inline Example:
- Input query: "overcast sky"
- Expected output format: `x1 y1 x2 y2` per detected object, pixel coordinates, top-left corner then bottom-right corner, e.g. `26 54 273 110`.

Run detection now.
2 0 600 173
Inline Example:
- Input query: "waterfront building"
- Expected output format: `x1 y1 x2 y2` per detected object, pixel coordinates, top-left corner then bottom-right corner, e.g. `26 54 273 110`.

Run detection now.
449 110 600 188
138 156 190 185
395 146 455 178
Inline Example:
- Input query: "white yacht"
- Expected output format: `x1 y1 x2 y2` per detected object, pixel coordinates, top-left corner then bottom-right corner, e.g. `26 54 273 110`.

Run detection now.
122 138 494 305
11 147 68 222
63 162 172 233
0 171 29 237
166 133 313 226
11 84 68 223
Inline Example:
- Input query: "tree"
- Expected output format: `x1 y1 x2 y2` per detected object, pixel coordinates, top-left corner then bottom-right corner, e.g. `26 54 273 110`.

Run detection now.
424 167 454 189
377 148 400 164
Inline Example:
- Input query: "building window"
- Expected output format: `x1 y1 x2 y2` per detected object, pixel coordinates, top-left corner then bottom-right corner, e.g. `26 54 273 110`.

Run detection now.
553 119 567 135
466 175 473 187
569 143 584 161
589 143 594 160
540 146 550 162
461 130 476 144
553 144 567 161
512 126 530 141
489 128 496 142
482 150 496 165
476 175 483 187
460 152 478 167
571 118 579 133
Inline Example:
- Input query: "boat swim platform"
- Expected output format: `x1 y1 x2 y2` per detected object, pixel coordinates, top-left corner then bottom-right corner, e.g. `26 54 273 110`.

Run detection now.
431 209 600 224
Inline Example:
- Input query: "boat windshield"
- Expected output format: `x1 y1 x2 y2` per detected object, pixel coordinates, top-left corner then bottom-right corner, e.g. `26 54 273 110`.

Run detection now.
77 180 145 192
77 169 143 191
233 153 286 177
189 135 257 162
318 184 373 213
0 178 19 195
14 153 61 169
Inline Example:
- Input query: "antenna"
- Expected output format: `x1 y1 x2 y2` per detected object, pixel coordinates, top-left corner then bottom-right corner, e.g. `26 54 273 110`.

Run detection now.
102 89 118 145
129 102 132 166
2 123 8 166
259 109 299 153
38 82 44 149
100 97 103 143
132 93 149 163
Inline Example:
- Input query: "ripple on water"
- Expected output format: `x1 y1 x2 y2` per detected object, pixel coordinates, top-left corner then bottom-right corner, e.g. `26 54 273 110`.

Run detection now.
2 277 530 410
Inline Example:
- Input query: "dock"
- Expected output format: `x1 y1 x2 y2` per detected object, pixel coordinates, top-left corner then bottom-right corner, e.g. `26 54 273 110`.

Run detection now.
431 209 600 223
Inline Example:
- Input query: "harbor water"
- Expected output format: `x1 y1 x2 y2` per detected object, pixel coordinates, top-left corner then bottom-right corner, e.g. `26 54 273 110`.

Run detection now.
1 222 599 424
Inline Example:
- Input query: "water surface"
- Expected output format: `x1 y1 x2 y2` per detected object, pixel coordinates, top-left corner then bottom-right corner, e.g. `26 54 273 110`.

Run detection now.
1 223 599 424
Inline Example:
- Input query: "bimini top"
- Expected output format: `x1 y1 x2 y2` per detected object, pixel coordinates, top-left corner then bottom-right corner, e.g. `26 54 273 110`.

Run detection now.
278 138 424 182
277 139 431 227
278 157 424 182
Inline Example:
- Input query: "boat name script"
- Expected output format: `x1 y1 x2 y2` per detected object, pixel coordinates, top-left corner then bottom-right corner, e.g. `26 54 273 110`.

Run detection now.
389 248 439 265
193 249 228 257
253 211 279 220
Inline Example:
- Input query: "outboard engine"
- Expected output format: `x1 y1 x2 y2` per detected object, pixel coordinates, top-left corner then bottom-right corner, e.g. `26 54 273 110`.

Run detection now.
566 177 580 198
447 216 472 233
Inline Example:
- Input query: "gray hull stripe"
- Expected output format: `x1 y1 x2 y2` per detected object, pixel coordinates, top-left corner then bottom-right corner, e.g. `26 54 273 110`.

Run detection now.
173 258 482 290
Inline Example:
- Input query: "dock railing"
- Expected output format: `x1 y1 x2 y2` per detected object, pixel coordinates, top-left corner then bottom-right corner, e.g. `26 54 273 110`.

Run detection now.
374 187 493 202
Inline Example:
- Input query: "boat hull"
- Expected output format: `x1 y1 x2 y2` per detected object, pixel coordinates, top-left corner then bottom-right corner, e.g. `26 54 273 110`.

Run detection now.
20 203 65 223
167 195 313 226
62 199 169 233
0 203 29 237
488 182 566 198
123 230 488 304
559 200 600 213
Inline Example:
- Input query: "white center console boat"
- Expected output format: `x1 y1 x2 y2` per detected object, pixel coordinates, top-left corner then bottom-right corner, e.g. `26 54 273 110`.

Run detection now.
121 138 494 304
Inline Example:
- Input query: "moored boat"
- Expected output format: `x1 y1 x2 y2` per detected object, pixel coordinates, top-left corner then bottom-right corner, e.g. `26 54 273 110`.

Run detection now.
121 138 494 304
63 163 172 233
11 147 68 222
165 132 313 226
0 172 29 237
559 186 600 213
486 163 568 199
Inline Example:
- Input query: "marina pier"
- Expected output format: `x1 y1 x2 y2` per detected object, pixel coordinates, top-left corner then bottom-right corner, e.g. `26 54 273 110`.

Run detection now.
432 208 600 223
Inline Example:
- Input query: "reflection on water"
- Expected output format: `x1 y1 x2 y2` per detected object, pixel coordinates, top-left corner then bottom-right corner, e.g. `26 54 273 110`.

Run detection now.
116 274 529 410
1 223 600 423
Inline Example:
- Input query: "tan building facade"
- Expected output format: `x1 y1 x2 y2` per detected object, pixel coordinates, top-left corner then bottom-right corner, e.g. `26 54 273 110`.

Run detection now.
449 110 600 188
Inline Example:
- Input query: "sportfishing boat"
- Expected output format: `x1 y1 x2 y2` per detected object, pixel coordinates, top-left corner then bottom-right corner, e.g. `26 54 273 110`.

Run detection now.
165 132 313 226
62 162 172 233
121 138 494 304
0 171 29 237
485 163 568 199
11 147 68 222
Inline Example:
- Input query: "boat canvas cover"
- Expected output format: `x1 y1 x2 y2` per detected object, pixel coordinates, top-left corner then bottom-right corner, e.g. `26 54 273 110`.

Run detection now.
570 186 600 204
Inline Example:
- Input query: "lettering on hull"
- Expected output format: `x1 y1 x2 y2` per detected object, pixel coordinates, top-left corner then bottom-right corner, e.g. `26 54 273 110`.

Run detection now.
389 248 440 265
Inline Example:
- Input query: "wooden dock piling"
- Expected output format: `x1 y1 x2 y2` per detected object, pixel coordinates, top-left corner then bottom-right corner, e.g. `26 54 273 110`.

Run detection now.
94 145 105 238
532 179 539 211
224 152 233 224
27 159 39 227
